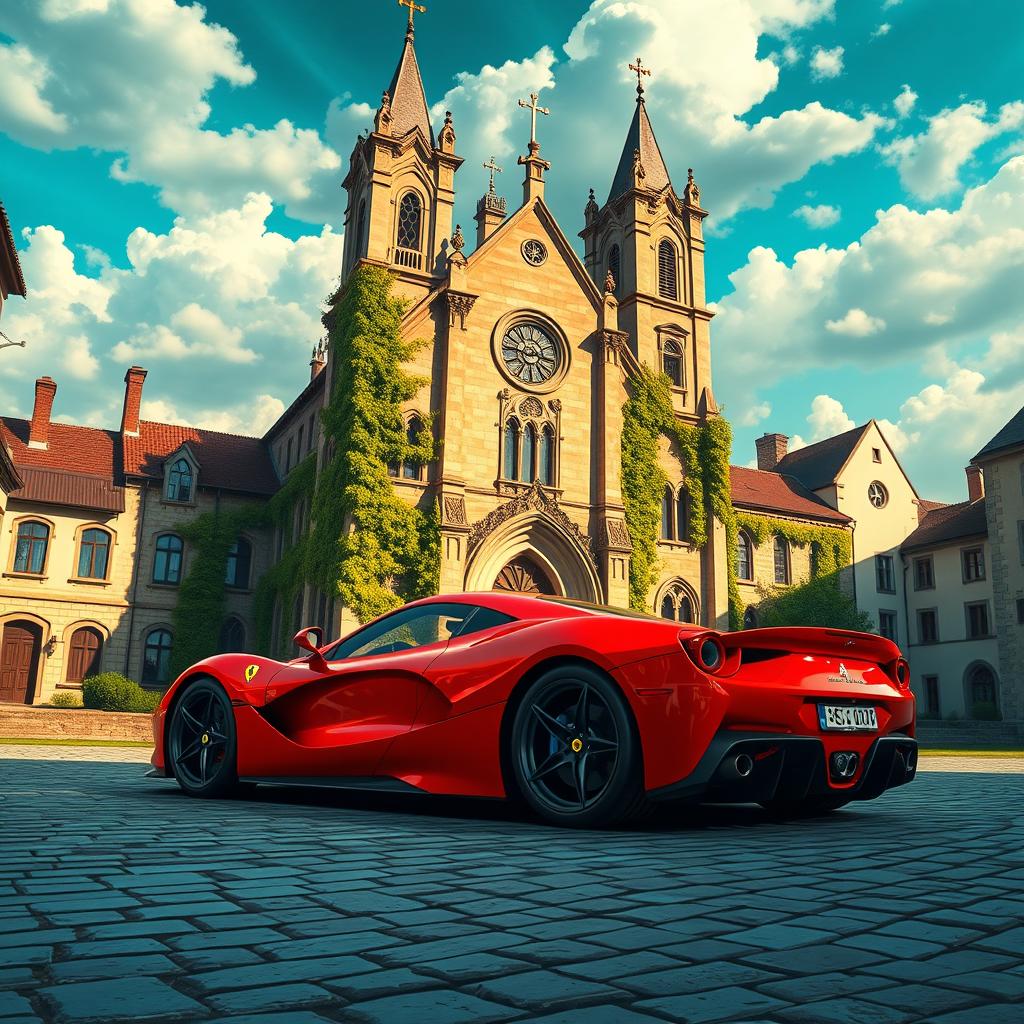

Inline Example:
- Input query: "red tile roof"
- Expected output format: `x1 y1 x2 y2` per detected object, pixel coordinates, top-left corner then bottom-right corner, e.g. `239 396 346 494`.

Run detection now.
903 499 988 551
916 498 947 523
774 423 870 491
730 465 851 524
2 417 120 479
13 467 125 513
124 421 279 495
0 200 26 298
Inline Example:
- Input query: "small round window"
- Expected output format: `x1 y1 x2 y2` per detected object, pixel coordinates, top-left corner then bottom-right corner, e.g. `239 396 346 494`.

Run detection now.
501 322 560 386
868 481 888 508
521 239 547 266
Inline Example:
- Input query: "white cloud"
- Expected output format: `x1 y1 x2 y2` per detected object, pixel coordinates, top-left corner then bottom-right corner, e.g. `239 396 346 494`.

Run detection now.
806 394 855 439
893 84 917 118
0 193 341 433
738 401 772 427
793 203 840 227
825 308 886 336
810 45 844 80
880 100 1024 199
872 24 891 39
141 393 286 437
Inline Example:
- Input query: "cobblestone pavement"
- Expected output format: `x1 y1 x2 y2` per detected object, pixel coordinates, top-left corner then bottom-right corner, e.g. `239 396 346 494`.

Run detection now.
1 757 1023 1024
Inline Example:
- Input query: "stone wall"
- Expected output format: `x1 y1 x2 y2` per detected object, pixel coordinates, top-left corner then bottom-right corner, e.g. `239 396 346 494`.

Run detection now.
0 705 154 743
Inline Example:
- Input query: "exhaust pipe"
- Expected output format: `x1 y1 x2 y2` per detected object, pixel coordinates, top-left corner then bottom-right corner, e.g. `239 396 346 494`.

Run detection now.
719 753 755 781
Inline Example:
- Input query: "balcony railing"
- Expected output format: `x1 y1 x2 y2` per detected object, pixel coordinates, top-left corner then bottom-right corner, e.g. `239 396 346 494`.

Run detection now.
394 246 423 270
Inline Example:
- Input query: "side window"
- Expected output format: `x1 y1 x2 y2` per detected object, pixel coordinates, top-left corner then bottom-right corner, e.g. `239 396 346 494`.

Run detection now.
153 534 184 585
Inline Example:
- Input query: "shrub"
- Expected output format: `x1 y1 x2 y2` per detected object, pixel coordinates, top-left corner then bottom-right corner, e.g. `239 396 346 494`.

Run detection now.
50 690 83 708
82 672 161 713
753 576 874 632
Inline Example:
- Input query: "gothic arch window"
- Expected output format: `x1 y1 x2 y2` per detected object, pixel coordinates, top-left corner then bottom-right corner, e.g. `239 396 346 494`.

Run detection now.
166 458 194 502
662 337 684 388
738 530 754 581
607 244 620 293
225 537 252 590
661 486 673 540
396 191 422 252
153 533 183 585
355 199 367 258
657 580 697 623
658 239 678 300
965 662 999 718
402 415 426 481
142 628 173 686
12 519 50 575
675 488 689 543
539 426 554 486
503 418 520 481
773 536 791 585
521 422 537 482
218 616 246 653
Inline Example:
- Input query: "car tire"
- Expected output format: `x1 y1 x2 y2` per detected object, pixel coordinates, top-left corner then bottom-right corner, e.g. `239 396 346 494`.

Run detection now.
760 796 851 818
510 664 647 828
167 678 240 799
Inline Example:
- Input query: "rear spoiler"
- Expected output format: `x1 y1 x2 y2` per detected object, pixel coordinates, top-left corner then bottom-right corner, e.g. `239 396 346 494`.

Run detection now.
720 626 901 664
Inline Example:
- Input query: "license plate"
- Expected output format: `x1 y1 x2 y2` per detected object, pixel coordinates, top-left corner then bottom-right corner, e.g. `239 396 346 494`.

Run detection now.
818 704 878 731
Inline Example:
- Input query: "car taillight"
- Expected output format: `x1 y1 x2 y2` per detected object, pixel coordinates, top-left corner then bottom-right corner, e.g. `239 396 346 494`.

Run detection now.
894 657 910 689
680 632 727 675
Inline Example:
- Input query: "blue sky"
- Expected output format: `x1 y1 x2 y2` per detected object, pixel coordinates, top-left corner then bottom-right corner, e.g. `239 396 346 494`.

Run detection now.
1 0 1022 502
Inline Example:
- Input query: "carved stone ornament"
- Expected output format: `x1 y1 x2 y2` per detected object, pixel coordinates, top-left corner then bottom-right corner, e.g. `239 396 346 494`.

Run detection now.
604 269 616 294
632 148 646 186
442 495 467 526
548 398 562 413
605 519 631 549
446 291 477 330
601 329 628 360
685 167 701 207
585 187 598 219
374 90 393 135
451 224 465 252
468 480 596 569
518 396 544 418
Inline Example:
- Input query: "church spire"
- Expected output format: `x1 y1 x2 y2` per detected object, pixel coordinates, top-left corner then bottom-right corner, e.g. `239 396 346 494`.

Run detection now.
383 0 434 146
606 56 672 203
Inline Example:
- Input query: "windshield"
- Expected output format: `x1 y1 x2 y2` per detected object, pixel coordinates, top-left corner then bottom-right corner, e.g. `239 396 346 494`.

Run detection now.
538 596 662 621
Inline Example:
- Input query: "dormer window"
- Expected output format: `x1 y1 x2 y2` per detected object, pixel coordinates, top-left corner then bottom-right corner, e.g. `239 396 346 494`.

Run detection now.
166 457 194 502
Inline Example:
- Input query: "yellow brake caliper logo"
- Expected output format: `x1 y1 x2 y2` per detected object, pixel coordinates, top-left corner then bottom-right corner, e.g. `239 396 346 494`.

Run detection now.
244 664 260 683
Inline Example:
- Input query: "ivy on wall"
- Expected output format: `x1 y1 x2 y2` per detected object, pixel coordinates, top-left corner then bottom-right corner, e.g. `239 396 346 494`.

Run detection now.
306 264 440 625
734 511 852 580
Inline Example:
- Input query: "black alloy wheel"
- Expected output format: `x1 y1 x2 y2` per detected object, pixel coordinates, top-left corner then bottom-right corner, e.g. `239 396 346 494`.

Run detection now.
168 678 239 798
511 665 646 828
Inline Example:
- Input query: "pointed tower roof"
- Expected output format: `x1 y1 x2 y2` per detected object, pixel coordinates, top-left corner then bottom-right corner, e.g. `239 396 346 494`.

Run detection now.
606 67 672 203
384 17 434 147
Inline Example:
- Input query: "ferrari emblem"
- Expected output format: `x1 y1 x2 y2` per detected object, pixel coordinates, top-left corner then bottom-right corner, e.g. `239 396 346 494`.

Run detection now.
244 664 260 683
571 738 584 753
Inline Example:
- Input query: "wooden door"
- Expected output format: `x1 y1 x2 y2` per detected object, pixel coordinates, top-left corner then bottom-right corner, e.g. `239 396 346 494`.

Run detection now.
66 627 102 684
0 623 41 704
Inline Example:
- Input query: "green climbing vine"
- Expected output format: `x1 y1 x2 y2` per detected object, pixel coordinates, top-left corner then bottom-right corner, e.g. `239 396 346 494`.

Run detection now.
305 263 440 625
734 511 852 580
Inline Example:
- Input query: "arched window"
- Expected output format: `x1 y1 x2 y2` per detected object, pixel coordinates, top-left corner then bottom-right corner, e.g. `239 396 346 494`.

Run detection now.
607 244 620 293
658 239 678 300
662 338 684 388
676 489 688 544
13 521 50 574
153 534 183 585
773 536 790 584
521 423 536 482
743 606 758 629
218 617 246 653
503 419 520 480
142 628 173 686
225 538 252 590
678 595 694 623
355 199 367 258
968 664 998 716
402 416 425 480
539 426 554 486
738 531 753 581
76 528 111 580
66 626 103 683
661 486 673 540
166 458 193 502
660 594 675 620
657 582 697 623
396 191 422 251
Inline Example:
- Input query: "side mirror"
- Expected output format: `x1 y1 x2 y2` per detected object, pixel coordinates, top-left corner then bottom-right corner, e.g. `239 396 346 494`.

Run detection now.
293 626 327 671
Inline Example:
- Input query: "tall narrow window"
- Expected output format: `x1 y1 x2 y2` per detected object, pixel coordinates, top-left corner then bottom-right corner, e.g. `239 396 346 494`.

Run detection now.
539 426 554 486
142 628 173 686
773 536 790 584
657 239 678 300
166 458 193 502
78 528 110 580
675 489 688 543
503 420 520 480
662 338 684 388
660 594 675 620
607 244 620 293
521 423 536 482
737 531 753 581
396 192 422 251
153 534 184 585
661 486 673 540
225 538 252 590
355 199 367 258
14 521 49 574
402 416 425 480
218 617 246 653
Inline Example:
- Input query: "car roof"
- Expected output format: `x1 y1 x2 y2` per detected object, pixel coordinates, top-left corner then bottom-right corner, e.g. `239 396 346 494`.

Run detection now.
407 591 662 621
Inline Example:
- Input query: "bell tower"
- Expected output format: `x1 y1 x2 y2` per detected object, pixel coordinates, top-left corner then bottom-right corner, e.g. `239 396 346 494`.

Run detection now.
579 58 714 423
339 0 463 304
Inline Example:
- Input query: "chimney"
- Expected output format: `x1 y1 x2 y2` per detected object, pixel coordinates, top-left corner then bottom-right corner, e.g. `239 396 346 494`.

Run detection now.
28 376 57 449
755 432 789 472
966 464 985 502
120 365 147 436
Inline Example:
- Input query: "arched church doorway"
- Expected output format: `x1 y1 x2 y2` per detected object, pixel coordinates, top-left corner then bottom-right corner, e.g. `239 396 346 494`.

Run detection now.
493 556 558 595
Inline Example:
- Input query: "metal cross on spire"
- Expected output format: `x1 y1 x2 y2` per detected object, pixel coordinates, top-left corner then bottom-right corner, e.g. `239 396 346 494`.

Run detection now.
629 56 651 97
517 92 550 147
483 156 503 194
398 0 426 35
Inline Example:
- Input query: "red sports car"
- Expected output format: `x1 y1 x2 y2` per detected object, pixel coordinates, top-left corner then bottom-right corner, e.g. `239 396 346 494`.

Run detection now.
149 592 917 827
